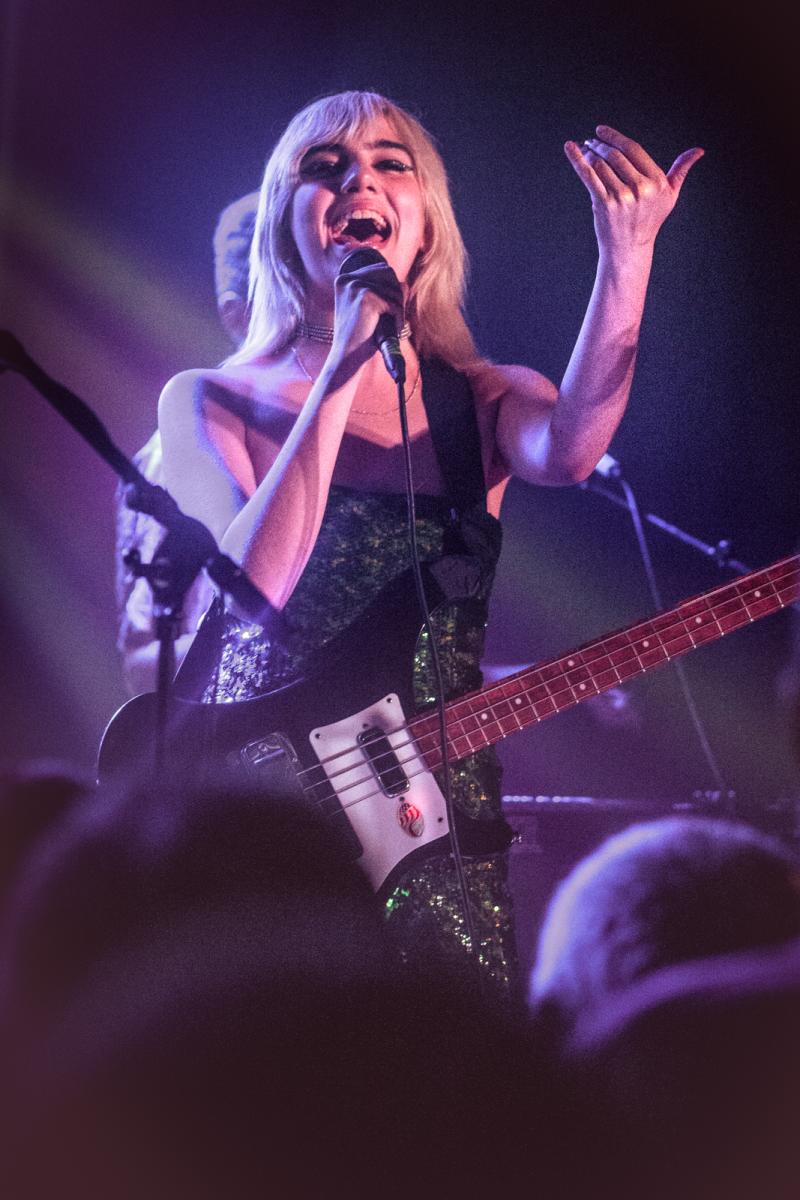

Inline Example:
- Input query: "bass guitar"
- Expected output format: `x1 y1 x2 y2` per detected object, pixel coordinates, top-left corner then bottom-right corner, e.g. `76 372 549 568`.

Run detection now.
98 553 799 895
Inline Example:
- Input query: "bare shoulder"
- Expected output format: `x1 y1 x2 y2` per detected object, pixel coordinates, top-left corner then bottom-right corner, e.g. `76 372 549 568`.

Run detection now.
159 366 251 413
158 360 294 427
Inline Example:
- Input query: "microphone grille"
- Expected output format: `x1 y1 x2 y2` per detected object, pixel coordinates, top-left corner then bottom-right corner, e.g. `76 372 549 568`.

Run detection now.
338 246 386 275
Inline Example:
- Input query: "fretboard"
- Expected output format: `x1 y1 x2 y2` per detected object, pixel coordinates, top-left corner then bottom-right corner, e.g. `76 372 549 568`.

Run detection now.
410 554 800 771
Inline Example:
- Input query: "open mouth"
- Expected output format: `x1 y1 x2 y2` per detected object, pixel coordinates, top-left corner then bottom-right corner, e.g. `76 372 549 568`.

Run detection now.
331 211 391 247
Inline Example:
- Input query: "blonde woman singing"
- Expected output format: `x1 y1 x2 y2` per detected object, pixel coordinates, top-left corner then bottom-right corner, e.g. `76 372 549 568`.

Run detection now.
159 90 702 996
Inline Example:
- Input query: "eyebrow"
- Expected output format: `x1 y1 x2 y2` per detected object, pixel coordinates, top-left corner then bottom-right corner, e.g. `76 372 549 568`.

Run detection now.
301 139 414 160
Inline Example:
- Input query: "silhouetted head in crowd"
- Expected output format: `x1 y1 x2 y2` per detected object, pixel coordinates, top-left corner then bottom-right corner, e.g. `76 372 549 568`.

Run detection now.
0 769 382 1046
0 770 550 1199
561 936 800 1200
0 760 90 911
530 815 800 1032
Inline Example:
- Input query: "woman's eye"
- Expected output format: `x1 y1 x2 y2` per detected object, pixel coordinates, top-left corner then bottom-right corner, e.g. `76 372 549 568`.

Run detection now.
377 159 414 173
302 158 341 177
300 156 414 178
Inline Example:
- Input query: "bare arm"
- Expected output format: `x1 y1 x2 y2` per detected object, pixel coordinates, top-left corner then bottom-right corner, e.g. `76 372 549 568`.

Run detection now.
159 357 365 613
159 256 404 611
496 126 704 485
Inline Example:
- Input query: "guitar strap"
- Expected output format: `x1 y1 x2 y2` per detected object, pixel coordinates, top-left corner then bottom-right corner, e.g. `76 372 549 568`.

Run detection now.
418 357 502 605
418 358 512 856
419 356 486 517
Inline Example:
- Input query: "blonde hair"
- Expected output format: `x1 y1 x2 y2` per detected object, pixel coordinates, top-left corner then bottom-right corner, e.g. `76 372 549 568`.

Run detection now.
226 91 478 369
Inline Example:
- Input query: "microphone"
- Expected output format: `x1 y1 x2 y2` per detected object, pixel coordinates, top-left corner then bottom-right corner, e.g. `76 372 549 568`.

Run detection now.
338 246 406 384
374 313 405 385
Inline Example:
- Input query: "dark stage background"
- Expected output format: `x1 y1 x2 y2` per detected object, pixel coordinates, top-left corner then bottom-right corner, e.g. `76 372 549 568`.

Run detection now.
2 1 798 830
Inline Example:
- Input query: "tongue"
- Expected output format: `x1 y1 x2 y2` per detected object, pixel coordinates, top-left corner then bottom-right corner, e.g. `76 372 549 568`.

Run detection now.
345 218 382 241
335 235 386 254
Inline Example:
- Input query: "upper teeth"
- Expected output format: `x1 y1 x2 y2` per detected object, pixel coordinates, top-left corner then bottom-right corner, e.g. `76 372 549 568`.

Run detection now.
332 209 389 234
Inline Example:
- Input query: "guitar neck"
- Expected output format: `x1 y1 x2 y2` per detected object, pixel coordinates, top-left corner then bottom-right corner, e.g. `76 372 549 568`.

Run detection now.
411 553 800 771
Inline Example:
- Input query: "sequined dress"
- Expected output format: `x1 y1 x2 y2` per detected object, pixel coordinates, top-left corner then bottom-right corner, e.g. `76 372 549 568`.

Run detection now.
191 352 519 997
195 478 519 997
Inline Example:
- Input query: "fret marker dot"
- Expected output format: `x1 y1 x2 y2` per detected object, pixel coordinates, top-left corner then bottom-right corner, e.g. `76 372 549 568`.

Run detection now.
480 712 488 721
579 683 587 691
514 698 522 706
754 590 761 598
567 659 575 668
695 616 702 625
642 640 650 649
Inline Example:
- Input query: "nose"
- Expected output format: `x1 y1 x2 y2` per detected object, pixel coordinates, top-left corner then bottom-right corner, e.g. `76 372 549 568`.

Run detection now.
340 156 377 193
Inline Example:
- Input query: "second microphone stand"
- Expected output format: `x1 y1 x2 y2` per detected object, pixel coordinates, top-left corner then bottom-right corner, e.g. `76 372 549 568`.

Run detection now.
0 330 285 776
581 459 749 802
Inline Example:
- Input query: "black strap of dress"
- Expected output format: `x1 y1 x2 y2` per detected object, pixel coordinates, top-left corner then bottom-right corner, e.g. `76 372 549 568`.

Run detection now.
419 357 486 517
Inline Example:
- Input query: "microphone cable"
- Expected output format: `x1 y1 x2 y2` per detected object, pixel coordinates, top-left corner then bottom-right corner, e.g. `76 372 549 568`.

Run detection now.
339 247 482 982
393 365 484 988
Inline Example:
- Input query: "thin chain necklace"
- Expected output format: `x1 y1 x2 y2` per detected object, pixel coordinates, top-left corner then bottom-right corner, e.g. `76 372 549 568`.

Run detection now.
291 342 420 416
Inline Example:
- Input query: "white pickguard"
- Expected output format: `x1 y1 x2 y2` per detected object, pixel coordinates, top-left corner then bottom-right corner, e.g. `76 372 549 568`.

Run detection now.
309 693 449 892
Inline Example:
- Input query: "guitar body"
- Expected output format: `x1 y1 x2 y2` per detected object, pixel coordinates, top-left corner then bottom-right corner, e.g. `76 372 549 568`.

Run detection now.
99 570 453 894
100 549 800 895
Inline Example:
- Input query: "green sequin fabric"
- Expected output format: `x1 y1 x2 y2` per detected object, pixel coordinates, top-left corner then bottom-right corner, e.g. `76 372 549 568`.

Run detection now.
384 854 518 995
202 483 519 997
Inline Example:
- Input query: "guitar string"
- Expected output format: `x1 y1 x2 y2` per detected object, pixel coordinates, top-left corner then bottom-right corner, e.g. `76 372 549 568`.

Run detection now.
295 566 796 789
292 569 797 802
300 610 798 822
283 571 797 816
303 585 763 818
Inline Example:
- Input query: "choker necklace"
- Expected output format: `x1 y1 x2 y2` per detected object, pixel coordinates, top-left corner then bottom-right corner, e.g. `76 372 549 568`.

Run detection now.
291 343 420 416
297 318 412 344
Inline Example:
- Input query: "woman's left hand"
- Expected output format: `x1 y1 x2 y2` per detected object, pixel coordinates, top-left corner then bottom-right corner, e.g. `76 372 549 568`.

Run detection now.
565 125 704 258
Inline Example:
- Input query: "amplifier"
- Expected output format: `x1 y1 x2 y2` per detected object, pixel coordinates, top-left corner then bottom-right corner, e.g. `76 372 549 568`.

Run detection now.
502 791 732 814
502 792 730 850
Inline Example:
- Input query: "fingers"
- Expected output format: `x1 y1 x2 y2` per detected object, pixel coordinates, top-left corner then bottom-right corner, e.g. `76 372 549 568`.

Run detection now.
564 140 609 201
584 140 645 191
568 126 705 203
337 260 404 308
666 146 705 191
596 125 705 185
581 143 638 201
582 128 663 202
335 260 406 344
338 261 402 312
592 125 660 177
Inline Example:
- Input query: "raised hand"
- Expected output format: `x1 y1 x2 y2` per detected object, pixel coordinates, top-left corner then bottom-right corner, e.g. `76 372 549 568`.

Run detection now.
565 125 704 257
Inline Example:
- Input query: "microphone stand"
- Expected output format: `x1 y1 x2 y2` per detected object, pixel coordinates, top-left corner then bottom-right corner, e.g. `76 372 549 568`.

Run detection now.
0 331 284 776
580 472 753 576
580 461 769 803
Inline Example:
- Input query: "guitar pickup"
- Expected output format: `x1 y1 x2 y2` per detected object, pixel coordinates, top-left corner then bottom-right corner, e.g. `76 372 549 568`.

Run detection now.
358 726 410 798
